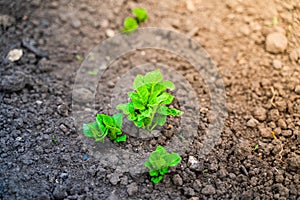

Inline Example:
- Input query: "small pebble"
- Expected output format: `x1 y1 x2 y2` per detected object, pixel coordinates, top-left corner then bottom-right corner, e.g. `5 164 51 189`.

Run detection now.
188 156 199 170
82 154 90 161
106 29 115 37
265 32 288 53
272 59 282 69
295 85 300 95
6 49 23 62
71 19 81 28
240 165 249 176
247 118 259 128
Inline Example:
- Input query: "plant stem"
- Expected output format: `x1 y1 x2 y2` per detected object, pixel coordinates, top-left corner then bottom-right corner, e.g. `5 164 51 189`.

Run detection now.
146 105 158 132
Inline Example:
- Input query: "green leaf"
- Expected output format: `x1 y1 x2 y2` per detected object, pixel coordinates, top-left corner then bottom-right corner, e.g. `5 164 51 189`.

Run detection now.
151 176 163 184
128 102 135 115
132 8 148 23
83 121 107 142
158 80 175 90
164 152 181 167
83 122 96 137
150 92 174 106
133 120 143 127
136 85 149 104
159 167 169 175
144 161 152 170
122 17 138 32
114 135 126 142
144 70 162 85
140 109 151 118
133 74 144 90
167 108 183 116
128 91 145 110
112 113 122 129
157 106 183 116
116 103 130 115
154 115 167 126
94 128 108 142
99 114 114 127
156 145 168 155
149 170 159 177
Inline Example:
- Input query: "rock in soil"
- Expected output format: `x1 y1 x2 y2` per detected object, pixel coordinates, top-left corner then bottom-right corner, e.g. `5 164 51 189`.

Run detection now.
265 32 288 53
201 184 216 195
172 174 183 186
6 49 23 62
53 185 67 199
0 72 28 92
247 117 259 127
287 154 300 171
272 59 282 69
127 182 138 196
289 48 300 62
253 107 267 121
0 14 15 26
188 156 199 170
294 85 300 95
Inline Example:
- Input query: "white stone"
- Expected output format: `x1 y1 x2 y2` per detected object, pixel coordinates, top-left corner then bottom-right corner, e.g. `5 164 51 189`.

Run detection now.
6 49 23 62
188 156 198 170
106 29 115 37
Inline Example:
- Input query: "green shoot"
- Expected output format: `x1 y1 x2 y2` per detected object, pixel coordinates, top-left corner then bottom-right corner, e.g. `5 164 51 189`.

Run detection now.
144 146 181 184
116 69 183 132
252 144 259 151
76 54 83 62
83 113 126 143
122 8 148 33
122 17 139 32
88 70 98 75
132 8 148 23
52 135 58 143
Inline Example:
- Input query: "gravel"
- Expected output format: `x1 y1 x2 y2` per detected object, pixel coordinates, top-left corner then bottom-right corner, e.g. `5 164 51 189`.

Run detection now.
265 32 288 53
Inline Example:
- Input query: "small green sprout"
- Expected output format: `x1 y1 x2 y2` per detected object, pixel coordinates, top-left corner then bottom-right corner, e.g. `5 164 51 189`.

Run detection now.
123 17 138 32
269 16 278 27
88 69 98 75
252 144 259 151
202 169 208 173
144 146 181 184
122 8 148 33
132 8 148 23
83 113 126 143
117 69 183 132
179 133 185 141
76 54 83 62
52 135 58 143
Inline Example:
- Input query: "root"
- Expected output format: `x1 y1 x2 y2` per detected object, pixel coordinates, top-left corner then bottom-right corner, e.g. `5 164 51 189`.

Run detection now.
270 87 276 107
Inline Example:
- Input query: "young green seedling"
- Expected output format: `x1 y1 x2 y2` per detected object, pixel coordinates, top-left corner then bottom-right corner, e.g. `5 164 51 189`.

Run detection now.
122 8 148 33
144 146 181 184
117 69 183 132
83 113 126 143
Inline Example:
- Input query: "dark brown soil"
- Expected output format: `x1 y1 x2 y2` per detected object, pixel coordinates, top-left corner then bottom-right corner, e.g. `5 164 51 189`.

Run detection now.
1 0 300 199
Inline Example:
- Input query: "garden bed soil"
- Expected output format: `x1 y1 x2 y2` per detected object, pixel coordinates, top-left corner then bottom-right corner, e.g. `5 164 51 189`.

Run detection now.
1 0 300 199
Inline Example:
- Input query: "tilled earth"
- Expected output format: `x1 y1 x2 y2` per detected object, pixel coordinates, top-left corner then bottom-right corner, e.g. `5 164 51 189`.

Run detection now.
1 0 300 200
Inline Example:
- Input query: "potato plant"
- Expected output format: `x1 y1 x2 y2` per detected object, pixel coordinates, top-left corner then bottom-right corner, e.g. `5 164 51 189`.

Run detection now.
83 113 126 143
117 69 183 132
144 146 181 184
